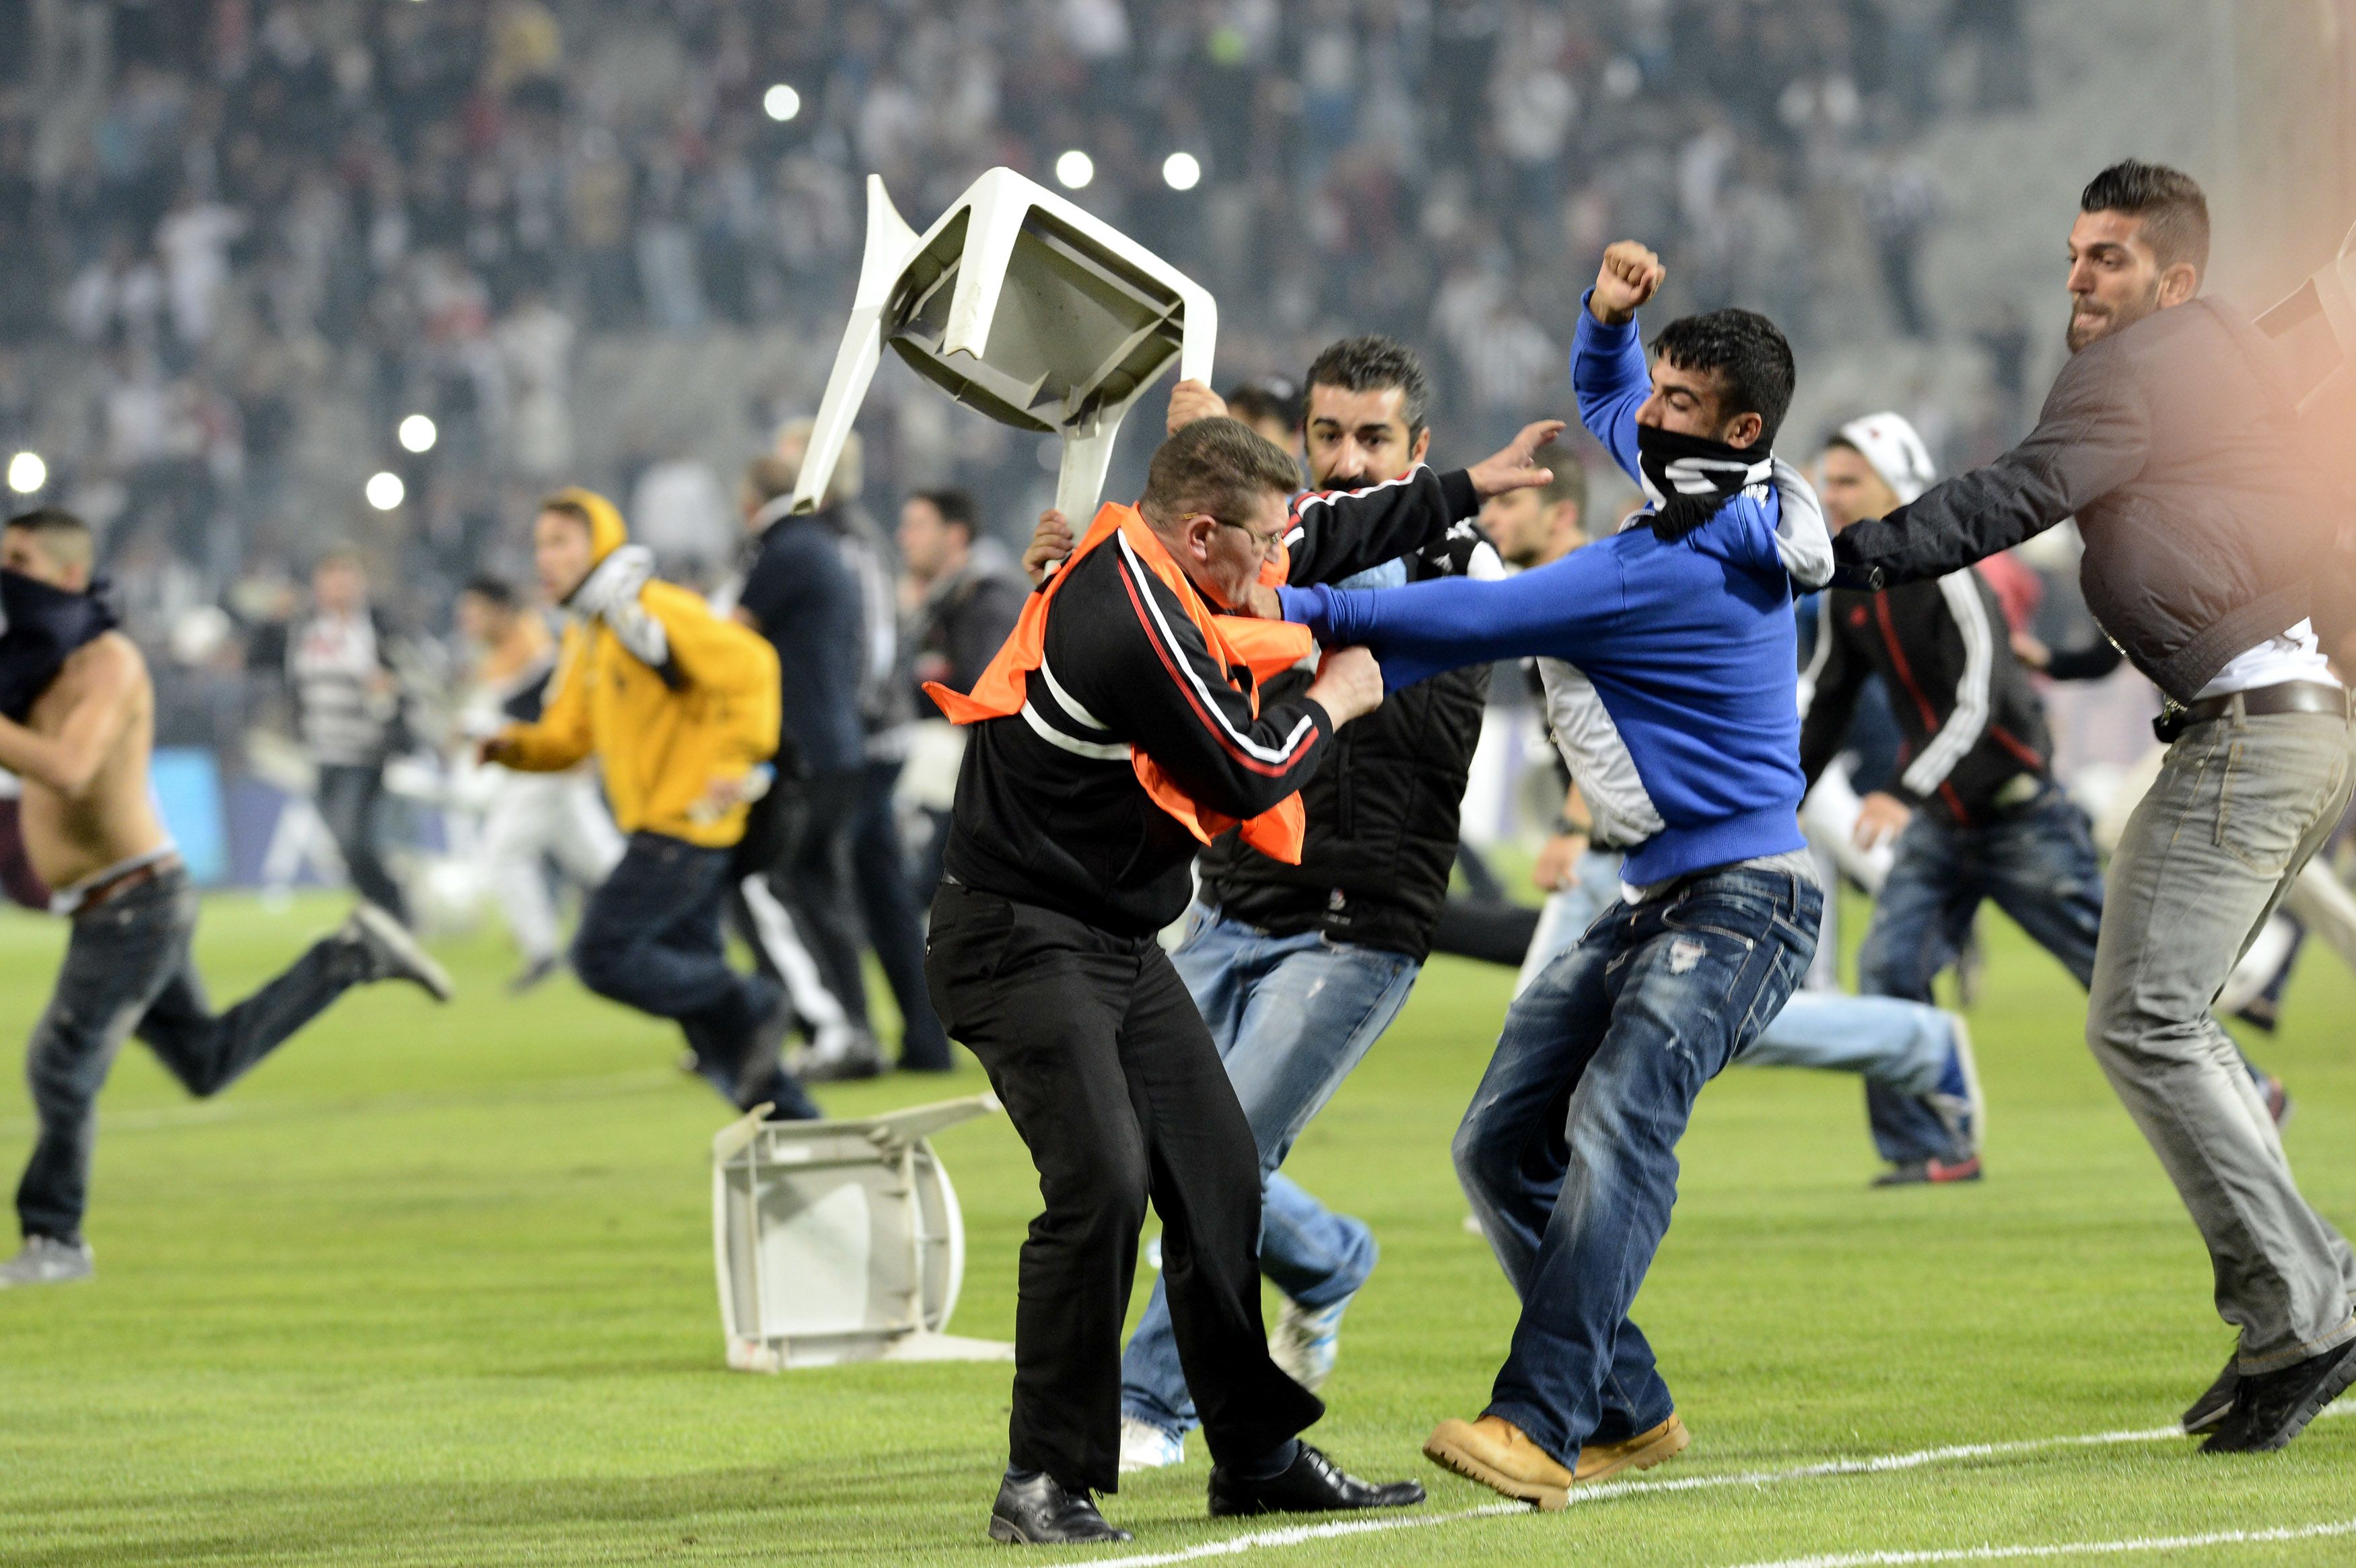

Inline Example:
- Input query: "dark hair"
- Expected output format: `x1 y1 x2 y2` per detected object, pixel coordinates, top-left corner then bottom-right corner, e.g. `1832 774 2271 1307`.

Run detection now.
1303 336 1430 440
3 507 93 570
1649 309 1797 447
2079 159 2209 278
910 487 978 534
461 574 516 607
1224 378 1303 435
536 495 594 532
1140 417 1304 528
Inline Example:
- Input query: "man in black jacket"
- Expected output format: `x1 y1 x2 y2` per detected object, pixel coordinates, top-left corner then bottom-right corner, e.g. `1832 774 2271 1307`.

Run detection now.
1831 162 2356 1453
1111 338 1535 1471
930 418 1443 1544
1802 411 2098 1185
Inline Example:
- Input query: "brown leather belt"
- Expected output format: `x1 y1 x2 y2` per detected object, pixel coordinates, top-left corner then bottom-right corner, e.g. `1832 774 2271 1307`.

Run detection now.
2153 680 2353 744
69 853 184 918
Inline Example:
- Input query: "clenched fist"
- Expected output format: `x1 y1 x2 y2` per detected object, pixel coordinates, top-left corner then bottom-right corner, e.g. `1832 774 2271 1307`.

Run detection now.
1305 645 1385 725
1591 240 1665 326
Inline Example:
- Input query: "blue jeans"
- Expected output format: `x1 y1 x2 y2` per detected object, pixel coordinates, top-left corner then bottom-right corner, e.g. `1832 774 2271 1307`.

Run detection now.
1521 851 1961 1162
1856 783 2102 1160
1456 862 1821 1463
1119 902 1420 1437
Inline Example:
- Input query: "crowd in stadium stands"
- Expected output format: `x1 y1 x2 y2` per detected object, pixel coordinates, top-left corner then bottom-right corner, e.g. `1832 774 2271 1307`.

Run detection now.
0 0 2035 746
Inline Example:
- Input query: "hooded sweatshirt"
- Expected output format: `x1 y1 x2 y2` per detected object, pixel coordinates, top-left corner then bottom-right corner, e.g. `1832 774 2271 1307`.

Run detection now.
1276 301 1830 889
493 489 780 848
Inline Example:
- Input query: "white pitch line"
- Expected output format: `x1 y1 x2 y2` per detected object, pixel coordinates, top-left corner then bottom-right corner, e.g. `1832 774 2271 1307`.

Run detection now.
1084 1402 2353 1568
1721 1516 2356 1568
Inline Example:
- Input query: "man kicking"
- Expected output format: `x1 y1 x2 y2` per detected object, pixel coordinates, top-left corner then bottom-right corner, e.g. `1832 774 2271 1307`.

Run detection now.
0 509 450 1288
1830 162 2356 1453
926 418 1428 1544
1263 242 1828 1505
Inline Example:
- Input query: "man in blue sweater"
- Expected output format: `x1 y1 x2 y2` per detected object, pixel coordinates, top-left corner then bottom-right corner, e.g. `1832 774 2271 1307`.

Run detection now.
1267 240 1829 1507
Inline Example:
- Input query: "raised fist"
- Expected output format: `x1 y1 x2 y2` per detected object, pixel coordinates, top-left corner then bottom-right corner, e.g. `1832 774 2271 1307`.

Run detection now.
1022 509 1075 585
1591 241 1665 326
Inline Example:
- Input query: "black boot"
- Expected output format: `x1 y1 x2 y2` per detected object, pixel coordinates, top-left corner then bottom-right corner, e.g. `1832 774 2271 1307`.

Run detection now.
2201 1339 2356 1453
1208 1441 1426 1518
2182 1350 2240 1435
988 1472 1131 1544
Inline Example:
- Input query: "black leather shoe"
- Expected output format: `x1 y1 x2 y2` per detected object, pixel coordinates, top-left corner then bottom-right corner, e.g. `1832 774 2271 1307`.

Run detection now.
1208 1442 1427 1518
988 1472 1132 1544
2182 1351 2240 1435
2201 1339 2356 1453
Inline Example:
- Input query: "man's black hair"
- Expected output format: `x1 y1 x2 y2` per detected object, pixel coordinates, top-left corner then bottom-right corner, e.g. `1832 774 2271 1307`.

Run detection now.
911 487 978 534
1224 378 1303 434
1303 336 1430 440
1650 309 1797 447
461 574 516 607
2079 159 2210 278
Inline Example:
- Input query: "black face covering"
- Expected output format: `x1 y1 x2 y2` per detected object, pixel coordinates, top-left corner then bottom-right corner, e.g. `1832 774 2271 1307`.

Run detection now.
1634 422 1773 542
0 570 118 722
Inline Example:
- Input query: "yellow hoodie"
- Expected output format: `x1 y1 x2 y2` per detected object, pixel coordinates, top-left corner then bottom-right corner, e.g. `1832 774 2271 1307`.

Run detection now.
492 489 780 848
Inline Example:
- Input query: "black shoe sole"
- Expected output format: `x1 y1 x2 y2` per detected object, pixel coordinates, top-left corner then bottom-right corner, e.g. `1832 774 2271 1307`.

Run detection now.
2201 1343 2356 1453
987 1516 1130 1545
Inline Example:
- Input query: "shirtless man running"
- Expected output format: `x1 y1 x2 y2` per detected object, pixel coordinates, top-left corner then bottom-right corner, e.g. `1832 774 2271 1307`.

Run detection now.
0 509 450 1289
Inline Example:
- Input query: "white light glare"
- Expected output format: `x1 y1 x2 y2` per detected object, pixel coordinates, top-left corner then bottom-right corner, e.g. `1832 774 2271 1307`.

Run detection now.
365 471 406 511
1162 151 1202 191
397 414 438 454
6 451 44 495
1054 149 1094 190
763 84 802 122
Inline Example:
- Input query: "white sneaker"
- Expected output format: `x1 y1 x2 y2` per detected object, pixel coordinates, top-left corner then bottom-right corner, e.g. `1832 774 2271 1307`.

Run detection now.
0 1235 94 1287
1271 1293 1352 1392
1119 1417 1185 1472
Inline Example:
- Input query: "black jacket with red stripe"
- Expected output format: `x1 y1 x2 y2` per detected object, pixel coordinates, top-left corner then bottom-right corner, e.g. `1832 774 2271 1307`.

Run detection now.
1798 571 2052 826
944 466 1480 935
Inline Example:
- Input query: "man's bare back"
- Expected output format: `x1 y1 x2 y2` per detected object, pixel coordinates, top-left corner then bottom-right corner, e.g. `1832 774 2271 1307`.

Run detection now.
7 631 168 890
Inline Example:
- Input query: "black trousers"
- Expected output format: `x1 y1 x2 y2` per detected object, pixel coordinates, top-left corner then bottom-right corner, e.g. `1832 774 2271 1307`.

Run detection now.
924 882 1322 1493
315 761 409 925
779 768 871 1028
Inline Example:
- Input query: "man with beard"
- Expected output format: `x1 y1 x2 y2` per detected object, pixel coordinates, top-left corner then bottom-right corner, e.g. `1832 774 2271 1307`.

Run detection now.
1831 161 2356 1452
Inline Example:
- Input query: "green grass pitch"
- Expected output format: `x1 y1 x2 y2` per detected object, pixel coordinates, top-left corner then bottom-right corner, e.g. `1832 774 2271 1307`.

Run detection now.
1 889 2349 1565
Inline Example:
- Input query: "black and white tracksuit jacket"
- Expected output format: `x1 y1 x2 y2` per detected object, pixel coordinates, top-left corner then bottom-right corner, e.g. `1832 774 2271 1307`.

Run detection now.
943 466 1482 937
1798 567 2054 827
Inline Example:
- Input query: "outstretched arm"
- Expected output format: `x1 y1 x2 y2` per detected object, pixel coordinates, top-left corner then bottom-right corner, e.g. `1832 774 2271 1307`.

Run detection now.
0 639 139 794
1276 546 1626 690
1832 341 2149 586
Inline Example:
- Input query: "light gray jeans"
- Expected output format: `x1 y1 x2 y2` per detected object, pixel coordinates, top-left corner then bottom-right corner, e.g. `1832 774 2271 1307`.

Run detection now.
2089 704 2356 1371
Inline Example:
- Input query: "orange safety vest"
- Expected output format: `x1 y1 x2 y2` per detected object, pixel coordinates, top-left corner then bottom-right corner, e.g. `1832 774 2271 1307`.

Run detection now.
926 503 1319 864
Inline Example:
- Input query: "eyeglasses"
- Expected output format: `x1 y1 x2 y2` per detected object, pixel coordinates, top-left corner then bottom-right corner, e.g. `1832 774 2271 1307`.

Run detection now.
1208 515 1287 559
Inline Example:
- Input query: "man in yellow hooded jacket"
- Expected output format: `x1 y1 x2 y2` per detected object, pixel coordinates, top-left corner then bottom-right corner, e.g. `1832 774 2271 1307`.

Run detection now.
483 489 819 1120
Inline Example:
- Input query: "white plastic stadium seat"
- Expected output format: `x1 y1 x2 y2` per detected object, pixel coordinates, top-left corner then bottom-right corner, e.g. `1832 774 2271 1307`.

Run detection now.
789 166 1218 525
711 1093 1013 1371
2256 217 2356 412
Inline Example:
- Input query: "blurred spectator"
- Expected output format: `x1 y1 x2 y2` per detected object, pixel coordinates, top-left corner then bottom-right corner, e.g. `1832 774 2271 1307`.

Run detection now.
629 447 735 586
897 486 1025 903
289 547 409 925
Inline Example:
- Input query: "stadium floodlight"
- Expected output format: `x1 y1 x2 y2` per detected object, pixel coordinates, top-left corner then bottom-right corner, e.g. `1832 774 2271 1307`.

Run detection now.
788 165 1218 527
5 451 43 495
365 471 405 511
712 1093 1014 1370
763 83 801 122
396 414 438 454
1053 149 1094 190
1162 151 1202 191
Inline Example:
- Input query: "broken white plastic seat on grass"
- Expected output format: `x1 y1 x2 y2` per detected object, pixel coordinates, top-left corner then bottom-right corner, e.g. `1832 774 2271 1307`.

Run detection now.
712 1093 1012 1371
788 166 1218 526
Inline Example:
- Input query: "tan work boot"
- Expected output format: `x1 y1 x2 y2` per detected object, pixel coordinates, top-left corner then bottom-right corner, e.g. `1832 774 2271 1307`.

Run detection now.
1572 1414 1689 1484
1424 1413 1689 1511
1423 1415 1576 1509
